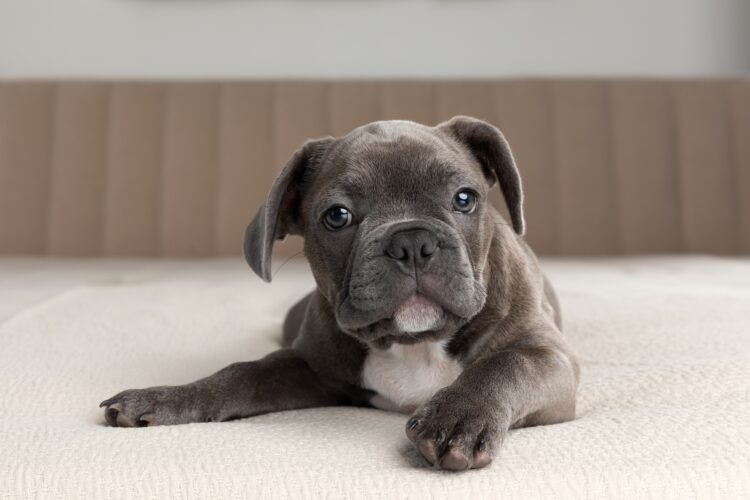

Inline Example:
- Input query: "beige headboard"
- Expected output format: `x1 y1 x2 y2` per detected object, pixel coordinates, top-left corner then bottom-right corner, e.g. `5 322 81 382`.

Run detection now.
0 79 748 258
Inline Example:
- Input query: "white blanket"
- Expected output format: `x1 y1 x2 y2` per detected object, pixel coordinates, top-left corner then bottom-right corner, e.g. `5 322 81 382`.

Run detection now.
1 257 749 499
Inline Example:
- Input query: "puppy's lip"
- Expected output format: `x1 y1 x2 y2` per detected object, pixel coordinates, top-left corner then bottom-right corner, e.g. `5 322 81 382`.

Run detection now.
336 281 481 335
335 292 444 336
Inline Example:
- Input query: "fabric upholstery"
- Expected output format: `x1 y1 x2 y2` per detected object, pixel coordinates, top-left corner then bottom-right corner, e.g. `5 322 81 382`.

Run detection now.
1 79 748 257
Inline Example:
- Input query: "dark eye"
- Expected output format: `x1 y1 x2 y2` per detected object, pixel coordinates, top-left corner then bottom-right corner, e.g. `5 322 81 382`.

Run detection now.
323 206 353 231
452 190 477 213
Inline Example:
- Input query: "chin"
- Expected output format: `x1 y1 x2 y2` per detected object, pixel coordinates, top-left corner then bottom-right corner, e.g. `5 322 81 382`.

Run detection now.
392 295 445 333
344 295 475 348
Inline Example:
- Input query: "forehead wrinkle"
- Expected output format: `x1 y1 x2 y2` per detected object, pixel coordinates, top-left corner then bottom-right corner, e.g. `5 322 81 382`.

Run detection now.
339 148 472 199
312 125 484 208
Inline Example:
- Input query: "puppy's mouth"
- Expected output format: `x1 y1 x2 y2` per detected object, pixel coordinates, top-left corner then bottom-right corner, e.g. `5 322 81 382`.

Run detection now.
335 272 488 343
392 294 445 333
335 288 469 346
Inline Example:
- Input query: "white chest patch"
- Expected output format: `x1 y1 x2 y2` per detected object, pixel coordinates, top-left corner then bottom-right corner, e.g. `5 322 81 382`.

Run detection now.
362 341 463 413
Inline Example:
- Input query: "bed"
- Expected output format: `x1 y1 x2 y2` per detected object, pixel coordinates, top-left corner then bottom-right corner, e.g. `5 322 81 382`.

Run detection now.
1 257 748 498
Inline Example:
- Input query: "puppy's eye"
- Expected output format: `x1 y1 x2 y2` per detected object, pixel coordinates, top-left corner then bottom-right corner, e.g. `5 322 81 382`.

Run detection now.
323 206 353 231
452 190 477 214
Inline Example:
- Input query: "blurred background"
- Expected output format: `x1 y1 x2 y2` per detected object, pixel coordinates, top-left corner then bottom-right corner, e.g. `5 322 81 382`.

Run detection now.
0 0 748 261
2 0 749 78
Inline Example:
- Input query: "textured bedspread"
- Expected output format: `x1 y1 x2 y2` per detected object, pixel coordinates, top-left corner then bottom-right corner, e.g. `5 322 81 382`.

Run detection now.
1 257 749 499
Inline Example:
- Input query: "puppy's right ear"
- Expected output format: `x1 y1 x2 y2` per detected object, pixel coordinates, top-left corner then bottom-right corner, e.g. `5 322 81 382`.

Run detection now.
243 138 333 282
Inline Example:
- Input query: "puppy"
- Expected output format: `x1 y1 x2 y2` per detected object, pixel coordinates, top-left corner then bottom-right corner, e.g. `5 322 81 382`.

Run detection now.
100 116 579 471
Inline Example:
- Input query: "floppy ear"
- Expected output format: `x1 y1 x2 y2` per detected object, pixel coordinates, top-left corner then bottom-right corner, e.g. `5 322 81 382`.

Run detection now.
438 116 525 235
243 138 333 282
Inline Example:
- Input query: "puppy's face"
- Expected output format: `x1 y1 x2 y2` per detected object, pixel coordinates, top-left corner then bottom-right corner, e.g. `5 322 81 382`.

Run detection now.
304 122 494 345
245 117 524 347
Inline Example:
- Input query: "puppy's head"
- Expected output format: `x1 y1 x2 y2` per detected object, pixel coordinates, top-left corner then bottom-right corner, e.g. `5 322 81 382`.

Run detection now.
244 116 524 346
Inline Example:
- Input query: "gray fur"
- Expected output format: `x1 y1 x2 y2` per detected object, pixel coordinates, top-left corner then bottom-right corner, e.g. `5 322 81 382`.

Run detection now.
101 116 579 472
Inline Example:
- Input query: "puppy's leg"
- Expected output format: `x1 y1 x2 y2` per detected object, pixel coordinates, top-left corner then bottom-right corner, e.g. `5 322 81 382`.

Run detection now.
406 332 578 470
100 349 340 427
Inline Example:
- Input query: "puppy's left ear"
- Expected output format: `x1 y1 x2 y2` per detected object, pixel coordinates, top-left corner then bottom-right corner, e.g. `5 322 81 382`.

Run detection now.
243 137 334 282
438 116 525 235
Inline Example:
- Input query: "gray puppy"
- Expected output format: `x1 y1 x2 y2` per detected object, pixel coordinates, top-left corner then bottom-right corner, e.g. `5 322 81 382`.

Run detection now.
100 116 579 471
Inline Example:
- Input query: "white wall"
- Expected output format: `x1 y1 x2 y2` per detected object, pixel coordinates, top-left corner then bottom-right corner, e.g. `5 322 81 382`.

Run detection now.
1 0 748 78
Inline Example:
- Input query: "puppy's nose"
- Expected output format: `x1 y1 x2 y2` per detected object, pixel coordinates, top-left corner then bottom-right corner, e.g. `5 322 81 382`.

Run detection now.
385 229 439 271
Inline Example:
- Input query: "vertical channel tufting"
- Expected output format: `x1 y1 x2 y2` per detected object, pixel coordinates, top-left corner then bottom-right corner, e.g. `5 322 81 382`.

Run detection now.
491 81 559 255
216 82 275 257
610 81 682 253
380 81 437 123
161 83 221 257
728 82 750 253
273 82 332 165
103 83 166 256
435 81 495 122
272 82 331 260
673 81 738 254
604 82 622 255
47 83 110 256
552 80 619 255
329 82 380 136
0 82 55 255
0 79 748 258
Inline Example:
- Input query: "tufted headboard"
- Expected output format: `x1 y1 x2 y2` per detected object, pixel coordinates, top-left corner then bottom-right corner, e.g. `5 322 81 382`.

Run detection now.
0 79 748 258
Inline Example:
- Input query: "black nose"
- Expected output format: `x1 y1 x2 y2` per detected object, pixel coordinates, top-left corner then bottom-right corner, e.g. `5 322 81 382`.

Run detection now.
385 228 439 271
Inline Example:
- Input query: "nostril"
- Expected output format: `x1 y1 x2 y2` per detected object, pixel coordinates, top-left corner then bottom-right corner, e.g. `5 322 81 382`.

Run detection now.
418 232 439 259
386 244 408 261
420 241 437 258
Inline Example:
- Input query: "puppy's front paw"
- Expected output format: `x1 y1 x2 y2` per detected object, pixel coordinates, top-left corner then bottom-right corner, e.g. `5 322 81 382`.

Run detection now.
100 385 211 427
405 389 507 471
